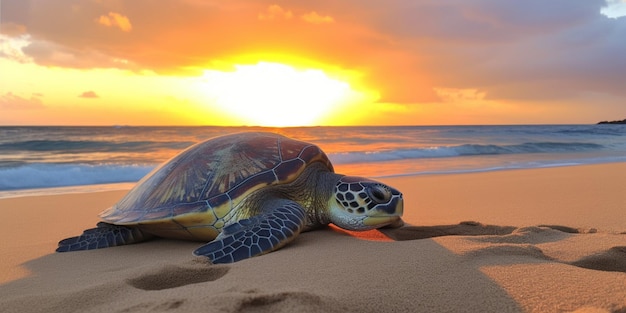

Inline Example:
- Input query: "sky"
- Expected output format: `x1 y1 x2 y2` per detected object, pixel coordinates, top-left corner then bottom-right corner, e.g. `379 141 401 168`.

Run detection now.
1 0 625 126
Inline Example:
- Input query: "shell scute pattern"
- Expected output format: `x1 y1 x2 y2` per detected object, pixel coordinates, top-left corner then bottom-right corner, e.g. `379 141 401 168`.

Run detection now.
142 209 174 221
274 159 306 181
278 137 307 159
225 170 278 201
198 135 281 199
172 202 208 216
145 144 215 207
101 133 333 226
171 203 216 224
208 194 232 219
300 145 331 168
113 210 144 224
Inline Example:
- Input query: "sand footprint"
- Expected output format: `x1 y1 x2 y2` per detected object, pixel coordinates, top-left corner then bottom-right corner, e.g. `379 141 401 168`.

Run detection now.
118 299 186 312
218 290 349 313
383 223 626 274
467 227 626 273
127 262 229 291
470 225 574 244
464 244 552 261
236 291 322 312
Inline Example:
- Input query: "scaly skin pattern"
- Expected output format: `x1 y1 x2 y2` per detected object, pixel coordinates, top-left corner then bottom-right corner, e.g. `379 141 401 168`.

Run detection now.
193 201 306 263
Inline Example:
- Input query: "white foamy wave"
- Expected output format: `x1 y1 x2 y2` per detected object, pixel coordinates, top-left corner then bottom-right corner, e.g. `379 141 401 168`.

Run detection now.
328 142 605 164
329 147 458 164
0 163 154 191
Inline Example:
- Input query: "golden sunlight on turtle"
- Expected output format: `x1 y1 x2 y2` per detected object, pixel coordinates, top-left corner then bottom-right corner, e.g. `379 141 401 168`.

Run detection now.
196 62 366 126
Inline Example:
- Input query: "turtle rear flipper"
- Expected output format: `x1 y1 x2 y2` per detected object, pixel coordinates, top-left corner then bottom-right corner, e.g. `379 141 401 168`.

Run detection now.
193 201 306 264
56 222 153 252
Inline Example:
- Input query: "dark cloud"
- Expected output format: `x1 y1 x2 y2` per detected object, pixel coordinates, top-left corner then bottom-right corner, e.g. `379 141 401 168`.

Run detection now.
1 0 625 105
349 0 626 101
78 91 99 99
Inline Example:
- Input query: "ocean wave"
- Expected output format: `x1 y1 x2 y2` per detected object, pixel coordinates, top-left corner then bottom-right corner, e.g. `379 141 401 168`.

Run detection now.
555 125 626 136
0 163 154 191
0 140 193 153
0 141 605 189
328 142 604 164
0 139 613 192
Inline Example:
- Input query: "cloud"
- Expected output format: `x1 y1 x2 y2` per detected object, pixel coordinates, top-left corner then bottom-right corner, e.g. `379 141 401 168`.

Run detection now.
258 5 335 24
602 0 626 18
0 34 32 63
258 5 293 21
19 37 138 69
1 0 625 106
350 0 626 102
301 12 334 24
96 12 133 32
78 91 99 98
0 92 44 109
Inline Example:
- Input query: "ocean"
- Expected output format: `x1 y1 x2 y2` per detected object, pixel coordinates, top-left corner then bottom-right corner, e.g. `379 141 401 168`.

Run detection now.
1 125 625 198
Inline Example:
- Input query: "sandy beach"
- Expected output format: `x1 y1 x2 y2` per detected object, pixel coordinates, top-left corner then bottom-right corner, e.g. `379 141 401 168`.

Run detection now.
1 163 625 313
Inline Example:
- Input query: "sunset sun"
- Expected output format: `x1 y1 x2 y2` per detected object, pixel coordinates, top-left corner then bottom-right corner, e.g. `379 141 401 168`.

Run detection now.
196 62 361 126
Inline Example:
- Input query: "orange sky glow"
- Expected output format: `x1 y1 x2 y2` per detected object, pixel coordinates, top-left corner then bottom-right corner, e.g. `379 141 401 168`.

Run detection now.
1 0 625 126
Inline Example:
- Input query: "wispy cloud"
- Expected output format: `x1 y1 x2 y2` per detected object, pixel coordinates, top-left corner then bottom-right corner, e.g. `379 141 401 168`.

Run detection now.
301 12 334 24
96 12 133 32
0 92 44 109
258 5 293 21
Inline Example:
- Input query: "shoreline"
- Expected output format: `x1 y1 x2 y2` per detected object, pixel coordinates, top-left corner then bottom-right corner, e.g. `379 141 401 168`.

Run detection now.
2 160 626 199
1 162 625 312
0 182 137 200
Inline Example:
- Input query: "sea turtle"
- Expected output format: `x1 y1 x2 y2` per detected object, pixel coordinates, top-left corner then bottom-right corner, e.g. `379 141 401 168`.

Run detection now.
57 132 404 263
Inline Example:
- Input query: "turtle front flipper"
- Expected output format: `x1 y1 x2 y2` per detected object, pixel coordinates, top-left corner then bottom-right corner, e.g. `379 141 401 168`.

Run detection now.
56 222 153 252
193 200 306 264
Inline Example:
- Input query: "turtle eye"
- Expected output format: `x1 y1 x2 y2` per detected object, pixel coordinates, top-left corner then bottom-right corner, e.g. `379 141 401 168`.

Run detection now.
368 185 391 204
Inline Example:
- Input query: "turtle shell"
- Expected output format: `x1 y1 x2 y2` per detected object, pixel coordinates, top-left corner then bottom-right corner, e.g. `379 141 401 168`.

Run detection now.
100 132 333 231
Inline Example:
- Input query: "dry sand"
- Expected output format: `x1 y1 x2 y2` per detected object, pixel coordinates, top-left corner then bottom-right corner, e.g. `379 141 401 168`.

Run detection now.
0 163 625 313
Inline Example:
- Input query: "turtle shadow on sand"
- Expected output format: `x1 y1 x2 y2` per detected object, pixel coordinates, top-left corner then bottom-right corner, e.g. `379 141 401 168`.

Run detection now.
379 220 517 240
376 221 626 274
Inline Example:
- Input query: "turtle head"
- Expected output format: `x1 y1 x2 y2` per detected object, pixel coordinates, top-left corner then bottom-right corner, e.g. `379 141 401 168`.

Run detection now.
328 176 404 231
